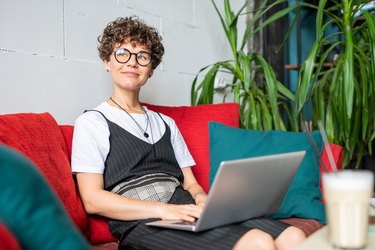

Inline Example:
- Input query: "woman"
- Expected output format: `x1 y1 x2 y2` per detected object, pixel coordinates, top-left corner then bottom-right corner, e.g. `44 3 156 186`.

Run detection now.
71 16 306 249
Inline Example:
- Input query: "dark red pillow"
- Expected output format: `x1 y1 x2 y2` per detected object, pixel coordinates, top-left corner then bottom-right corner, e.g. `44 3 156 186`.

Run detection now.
143 103 240 192
0 113 89 237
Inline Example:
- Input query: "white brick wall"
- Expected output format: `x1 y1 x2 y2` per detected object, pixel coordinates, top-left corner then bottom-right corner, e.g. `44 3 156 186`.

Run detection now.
0 0 246 124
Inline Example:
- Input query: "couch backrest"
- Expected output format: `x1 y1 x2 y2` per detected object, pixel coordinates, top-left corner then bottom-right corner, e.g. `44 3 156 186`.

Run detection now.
0 105 344 244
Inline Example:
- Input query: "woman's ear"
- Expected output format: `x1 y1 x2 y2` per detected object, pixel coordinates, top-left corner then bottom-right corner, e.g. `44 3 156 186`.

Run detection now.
149 69 154 78
104 60 111 72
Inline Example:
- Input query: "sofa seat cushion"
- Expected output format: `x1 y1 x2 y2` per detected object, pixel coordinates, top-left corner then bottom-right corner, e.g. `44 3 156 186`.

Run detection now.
209 122 326 224
0 113 89 236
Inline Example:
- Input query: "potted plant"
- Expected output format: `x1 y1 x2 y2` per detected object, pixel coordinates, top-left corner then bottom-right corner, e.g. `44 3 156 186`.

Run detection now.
191 0 299 131
293 0 375 167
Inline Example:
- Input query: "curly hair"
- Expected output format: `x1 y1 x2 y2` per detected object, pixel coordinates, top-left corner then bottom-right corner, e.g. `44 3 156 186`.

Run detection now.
97 16 165 69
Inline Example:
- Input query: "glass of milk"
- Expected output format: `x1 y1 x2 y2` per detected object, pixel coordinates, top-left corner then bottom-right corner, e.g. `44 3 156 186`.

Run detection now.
323 170 374 249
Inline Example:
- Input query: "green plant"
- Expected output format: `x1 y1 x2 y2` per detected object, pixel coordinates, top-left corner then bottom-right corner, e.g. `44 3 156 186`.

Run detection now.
191 0 299 130
294 0 375 167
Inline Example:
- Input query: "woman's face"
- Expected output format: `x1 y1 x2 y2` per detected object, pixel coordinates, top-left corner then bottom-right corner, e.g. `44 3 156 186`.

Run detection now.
105 41 154 93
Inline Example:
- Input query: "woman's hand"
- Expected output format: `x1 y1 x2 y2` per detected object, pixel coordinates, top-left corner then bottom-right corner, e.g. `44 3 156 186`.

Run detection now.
181 167 207 208
194 192 207 208
159 203 202 222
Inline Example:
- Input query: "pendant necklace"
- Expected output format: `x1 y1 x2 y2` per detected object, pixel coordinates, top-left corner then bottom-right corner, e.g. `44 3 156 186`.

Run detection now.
109 97 152 141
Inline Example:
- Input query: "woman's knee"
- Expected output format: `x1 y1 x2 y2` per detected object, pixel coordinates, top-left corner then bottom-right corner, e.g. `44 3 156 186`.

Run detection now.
275 226 306 250
233 229 276 250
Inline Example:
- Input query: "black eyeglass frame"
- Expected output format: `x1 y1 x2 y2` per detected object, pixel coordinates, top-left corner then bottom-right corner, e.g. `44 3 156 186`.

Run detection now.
113 48 152 67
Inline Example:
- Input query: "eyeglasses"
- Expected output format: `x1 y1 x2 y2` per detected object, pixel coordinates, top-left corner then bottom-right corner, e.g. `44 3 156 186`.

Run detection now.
113 48 152 66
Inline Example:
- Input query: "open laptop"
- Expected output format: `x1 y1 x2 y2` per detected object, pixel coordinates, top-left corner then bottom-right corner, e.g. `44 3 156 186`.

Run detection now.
146 151 306 232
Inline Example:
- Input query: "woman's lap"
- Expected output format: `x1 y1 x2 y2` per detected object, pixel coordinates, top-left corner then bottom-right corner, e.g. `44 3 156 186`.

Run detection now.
121 217 290 250
114 186 290 249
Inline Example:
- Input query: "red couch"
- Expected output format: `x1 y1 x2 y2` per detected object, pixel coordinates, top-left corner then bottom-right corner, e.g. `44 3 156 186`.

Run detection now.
0 103 343 249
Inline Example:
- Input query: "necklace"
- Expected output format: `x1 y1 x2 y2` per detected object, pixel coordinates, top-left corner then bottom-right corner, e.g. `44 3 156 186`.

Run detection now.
110 97 151 139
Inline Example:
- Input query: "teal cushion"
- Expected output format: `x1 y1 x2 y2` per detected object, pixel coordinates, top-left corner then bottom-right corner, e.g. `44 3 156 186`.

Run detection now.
0 145 90 250
209 122 326 224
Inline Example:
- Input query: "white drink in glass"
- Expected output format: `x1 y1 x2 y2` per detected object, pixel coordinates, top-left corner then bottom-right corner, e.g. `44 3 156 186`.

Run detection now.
323 170 374 249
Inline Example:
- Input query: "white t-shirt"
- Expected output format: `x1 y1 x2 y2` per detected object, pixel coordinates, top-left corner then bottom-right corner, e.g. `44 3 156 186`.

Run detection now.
71 102 195 174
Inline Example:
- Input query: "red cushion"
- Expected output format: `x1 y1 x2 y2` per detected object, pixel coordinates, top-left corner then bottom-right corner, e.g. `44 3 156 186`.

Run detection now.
0 222 21 250
320 143 344 202
320 144 343 173
143 103 240 192
87 216 118 244
0 113 89 237
60 125 74 161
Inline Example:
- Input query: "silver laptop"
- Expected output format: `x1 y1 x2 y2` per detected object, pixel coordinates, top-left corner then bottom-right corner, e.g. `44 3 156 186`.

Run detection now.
146 151 306 232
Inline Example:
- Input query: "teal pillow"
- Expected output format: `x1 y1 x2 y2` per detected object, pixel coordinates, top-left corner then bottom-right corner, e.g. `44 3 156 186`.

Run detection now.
209 122 326 224
0 146 90 250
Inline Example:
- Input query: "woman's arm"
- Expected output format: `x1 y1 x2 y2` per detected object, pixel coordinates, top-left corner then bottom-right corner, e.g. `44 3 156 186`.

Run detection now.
76 172 202 222
181 167 207 207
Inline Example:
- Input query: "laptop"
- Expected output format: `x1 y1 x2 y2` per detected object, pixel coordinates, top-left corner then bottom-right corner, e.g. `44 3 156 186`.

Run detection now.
146 151 306 232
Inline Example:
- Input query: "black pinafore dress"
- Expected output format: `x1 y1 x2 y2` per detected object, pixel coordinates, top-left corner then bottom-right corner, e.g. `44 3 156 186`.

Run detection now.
92 111 290 250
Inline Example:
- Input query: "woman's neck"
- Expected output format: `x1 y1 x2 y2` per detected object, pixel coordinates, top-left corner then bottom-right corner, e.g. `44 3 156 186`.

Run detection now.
108 95 144 114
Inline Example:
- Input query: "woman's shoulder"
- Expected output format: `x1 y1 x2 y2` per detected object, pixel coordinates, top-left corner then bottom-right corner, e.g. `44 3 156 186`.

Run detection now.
144 108 176 125
73 103 111 139
75 102 109 127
